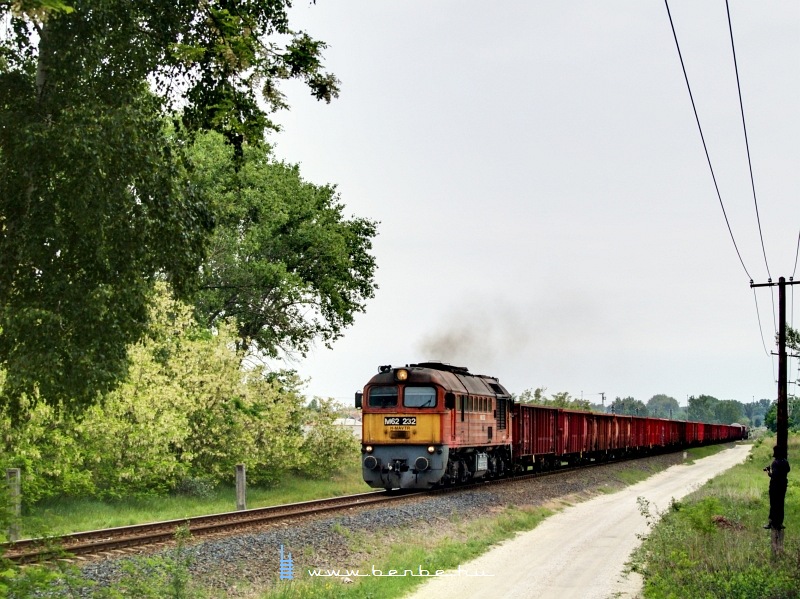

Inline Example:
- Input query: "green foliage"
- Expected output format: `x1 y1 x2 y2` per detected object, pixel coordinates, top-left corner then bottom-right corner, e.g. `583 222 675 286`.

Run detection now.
765 402 776 432
189 132 378 358
764 398 800 433
686 394 747 425
631 434 800 599
646 394 681 419
687 394 718 423
0 525 199 598
0 401 95 503
680 497 723 534
783 325 800 352
715 399 745 425
97 526 199 599
0 539 92 598
299 399 359 477
25 462 369 537
743 398 771 428
0 0 339 412
0 284 359 502
515 387 593 410
611 396 647 416
173 477 216 500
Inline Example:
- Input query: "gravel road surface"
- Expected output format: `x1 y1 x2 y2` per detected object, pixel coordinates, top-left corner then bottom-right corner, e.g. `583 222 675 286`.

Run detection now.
404 444 752 599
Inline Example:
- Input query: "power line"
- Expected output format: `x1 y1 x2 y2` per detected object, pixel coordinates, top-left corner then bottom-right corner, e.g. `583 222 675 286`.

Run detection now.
723 2 786 386
725 0 771 281
752 287 771 357
792 229 800 279
663 0 753 282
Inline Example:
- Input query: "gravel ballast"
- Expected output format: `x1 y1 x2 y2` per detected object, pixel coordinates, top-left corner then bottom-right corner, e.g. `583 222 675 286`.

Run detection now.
77 450 695 596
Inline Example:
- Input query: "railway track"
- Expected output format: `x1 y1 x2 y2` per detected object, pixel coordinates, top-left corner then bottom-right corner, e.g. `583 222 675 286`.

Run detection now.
1 490 419 564
2 446 712 564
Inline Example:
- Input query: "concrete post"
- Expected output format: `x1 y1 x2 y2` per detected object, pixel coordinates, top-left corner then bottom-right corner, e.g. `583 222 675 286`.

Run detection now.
6 468 20 541
235 464 246 511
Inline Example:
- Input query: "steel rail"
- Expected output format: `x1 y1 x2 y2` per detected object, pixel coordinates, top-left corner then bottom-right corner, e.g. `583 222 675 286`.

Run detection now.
2 490 419 563
3 443 737 564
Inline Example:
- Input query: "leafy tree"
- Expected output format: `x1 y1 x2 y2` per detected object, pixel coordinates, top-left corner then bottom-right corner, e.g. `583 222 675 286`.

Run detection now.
299 398 359 476
516 387 548 404
0 284 358 501
515 388 593 410
610 396 647 416
189 132 378 357
0 0 339 411
764 398 800 433
743 398 771 427
765 402 777 432
687 394 718 423
714 399 745 425
646 394 680 419
783 325 800 352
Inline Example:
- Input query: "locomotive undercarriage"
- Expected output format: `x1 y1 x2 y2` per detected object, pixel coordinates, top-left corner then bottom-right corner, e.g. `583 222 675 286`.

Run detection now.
439 446 512 486
362 444 450 490
361 444 514 490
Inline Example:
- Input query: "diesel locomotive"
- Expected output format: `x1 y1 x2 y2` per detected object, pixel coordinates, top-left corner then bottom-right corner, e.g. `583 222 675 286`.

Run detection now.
355 362 748 490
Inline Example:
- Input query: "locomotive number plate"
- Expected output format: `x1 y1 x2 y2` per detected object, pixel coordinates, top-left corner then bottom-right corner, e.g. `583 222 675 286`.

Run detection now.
384 417 417 426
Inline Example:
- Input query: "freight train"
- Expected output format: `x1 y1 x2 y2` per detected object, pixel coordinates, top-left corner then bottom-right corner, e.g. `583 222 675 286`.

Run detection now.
354 362 748 490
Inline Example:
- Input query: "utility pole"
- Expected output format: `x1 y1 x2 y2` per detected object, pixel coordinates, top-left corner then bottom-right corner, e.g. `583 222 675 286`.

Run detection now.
751 277 793 455
751 276 795 553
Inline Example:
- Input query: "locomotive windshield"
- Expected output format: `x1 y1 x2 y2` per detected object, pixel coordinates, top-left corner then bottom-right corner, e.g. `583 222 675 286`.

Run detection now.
368 386 398 408
404 386 437 408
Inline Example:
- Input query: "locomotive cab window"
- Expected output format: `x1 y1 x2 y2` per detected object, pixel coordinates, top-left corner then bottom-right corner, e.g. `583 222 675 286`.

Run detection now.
368 386 398 408
404 386 437 408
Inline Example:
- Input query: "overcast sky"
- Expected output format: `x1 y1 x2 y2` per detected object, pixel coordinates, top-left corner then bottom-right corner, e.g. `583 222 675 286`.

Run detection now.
268 1 800 408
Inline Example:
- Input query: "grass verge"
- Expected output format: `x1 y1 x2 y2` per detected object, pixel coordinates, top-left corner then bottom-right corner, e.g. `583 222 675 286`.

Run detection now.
262 505 553 599
20 457 370 538
630 434 799 598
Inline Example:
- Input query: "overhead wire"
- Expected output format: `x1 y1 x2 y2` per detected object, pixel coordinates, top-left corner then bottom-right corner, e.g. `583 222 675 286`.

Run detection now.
664 1 777 374
752 287 772 357
663 0 753 283
725 0 772 281
723 0 779 345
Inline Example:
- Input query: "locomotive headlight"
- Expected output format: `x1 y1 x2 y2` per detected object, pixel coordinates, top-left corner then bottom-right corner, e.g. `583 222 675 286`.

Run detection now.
365 445 373 453
427 445 435 454
395 368 408 381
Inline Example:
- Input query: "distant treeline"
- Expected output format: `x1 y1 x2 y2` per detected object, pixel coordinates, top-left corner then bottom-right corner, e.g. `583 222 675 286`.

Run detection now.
515 388 774 426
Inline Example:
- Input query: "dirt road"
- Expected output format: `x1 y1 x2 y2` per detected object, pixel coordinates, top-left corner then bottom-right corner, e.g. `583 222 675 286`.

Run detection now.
404 444 752 599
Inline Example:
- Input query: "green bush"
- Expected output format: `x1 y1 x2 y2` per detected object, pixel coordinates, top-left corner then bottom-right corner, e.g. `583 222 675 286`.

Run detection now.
0 285 358 504
633 434 800 599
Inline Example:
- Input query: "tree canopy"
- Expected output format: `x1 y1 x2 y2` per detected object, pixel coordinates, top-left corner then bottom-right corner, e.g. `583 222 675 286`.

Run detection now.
0 0 340 410
189 132 378 358
687 394 717 423
515 388 593 410
686 394 744 424
646 394 680 419
608 396 646 416
765 398 800 432
0 283 358 502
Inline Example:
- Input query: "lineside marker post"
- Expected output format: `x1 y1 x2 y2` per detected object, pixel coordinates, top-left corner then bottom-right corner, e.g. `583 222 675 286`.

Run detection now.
751 276 795 555
6 468 20 541
236 464 246 511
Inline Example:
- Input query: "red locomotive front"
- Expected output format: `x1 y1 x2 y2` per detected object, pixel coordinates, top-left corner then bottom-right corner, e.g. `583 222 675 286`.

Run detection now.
356 362 513 490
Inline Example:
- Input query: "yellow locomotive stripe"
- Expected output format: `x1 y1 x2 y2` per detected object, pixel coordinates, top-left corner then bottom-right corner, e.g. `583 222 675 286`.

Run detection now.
362 413 441 444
